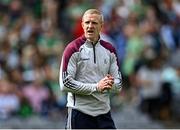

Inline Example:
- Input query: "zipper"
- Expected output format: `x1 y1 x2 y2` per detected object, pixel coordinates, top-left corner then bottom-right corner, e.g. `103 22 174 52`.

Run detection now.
73 94 75 106
92 44 96 63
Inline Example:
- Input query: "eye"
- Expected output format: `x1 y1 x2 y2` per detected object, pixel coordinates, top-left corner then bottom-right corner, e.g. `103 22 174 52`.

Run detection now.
85 21 90 24
92 22 98 25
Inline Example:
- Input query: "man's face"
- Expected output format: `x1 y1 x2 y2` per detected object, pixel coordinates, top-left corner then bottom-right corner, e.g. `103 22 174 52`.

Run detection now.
82 13 103 43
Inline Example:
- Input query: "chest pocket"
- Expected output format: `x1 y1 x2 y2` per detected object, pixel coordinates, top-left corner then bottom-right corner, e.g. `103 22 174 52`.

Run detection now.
97 47 111 75
77 50 93 73
98 56 110 75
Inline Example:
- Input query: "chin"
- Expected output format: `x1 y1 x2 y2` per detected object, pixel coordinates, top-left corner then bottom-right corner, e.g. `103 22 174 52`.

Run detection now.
88 39 95 42
86 37 93 41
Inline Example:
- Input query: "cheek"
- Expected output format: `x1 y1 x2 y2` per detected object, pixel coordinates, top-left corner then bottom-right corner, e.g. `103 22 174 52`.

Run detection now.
97 27 102 32
83 25 88 31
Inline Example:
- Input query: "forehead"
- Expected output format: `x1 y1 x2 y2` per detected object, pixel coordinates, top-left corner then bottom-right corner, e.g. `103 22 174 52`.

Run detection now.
83 13 101 22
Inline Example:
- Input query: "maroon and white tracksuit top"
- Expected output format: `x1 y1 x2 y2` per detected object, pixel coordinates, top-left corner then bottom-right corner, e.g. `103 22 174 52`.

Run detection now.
59 35 122 116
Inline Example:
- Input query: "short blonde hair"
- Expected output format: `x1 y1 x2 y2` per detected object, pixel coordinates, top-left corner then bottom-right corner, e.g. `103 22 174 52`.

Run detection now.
82 9 104 23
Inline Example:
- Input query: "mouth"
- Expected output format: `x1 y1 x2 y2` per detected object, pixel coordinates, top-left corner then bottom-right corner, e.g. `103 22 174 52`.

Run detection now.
87 30 94 34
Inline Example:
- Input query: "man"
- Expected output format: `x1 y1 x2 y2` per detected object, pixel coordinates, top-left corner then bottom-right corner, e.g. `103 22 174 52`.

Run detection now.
59 9 122 129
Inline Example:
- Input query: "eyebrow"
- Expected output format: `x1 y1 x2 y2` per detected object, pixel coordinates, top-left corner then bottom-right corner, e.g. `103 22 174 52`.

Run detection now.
84 21 98 24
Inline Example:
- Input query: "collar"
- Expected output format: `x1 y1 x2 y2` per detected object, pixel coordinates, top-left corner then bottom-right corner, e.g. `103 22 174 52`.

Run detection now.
85 37 101 48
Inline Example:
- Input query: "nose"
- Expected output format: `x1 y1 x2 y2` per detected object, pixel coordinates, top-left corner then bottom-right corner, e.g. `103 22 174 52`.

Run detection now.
88 22 93 28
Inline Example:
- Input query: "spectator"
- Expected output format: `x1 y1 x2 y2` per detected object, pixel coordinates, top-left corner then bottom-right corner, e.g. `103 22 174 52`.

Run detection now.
22 79 50 113
136 56 163 119
0 79 20 119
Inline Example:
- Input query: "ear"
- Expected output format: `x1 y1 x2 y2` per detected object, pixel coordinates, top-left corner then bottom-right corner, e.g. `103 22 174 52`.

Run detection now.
81 21 84 29
101 21 104 28
100 22 103 30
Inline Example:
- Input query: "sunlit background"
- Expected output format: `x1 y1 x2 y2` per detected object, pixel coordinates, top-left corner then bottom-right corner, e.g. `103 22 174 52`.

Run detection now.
0 0 180 128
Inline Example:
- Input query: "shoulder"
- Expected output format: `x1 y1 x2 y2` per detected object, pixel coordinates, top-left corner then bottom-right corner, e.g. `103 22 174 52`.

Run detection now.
62 36 86 71
100 40 116 53
63 35 86 56
100 39 120 66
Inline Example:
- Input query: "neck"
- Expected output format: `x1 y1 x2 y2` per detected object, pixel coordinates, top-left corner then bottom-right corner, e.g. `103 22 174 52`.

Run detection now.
87 37 100 45
87 39 98 45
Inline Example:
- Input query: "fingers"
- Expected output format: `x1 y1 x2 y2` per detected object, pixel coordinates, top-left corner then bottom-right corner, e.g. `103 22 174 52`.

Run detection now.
102 84 111 91
97 75 114 92
104 75 114 86
104 79 113 86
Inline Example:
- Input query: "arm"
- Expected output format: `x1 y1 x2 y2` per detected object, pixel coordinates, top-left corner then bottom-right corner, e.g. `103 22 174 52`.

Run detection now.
59 52 98 95
108 52 123 93
59 53 113 95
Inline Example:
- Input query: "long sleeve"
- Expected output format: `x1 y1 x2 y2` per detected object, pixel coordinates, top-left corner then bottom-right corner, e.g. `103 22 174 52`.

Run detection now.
59 51 98 95
108 49 122 93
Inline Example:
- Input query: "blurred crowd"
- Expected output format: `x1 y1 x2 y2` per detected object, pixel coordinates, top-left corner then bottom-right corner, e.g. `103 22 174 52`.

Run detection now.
0 0 180 122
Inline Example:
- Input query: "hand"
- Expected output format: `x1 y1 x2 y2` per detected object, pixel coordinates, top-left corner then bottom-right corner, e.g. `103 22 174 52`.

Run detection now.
97 74 114 92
